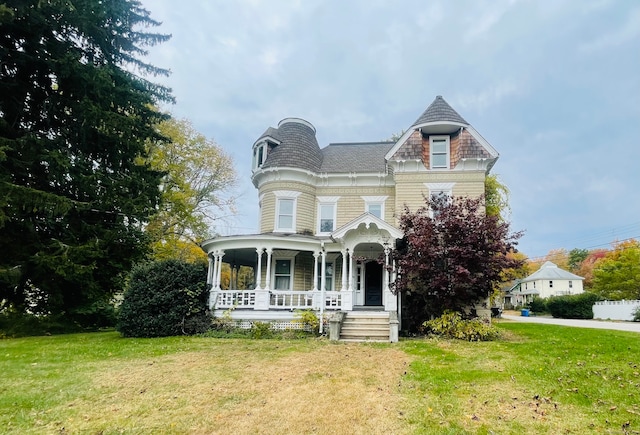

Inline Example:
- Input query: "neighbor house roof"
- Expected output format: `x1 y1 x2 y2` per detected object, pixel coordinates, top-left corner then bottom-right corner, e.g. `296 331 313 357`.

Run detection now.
521 261 584 283
411 95 468 126
320 142 395 173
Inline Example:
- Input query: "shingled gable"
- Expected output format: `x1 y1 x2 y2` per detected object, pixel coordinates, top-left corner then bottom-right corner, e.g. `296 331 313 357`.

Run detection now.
384 95 499 165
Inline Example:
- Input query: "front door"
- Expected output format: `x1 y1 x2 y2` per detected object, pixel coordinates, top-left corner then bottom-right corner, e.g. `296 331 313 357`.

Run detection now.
364 261 382 306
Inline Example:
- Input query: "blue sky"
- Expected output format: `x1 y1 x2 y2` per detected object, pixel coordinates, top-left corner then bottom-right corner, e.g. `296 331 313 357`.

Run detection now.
140 0 640 259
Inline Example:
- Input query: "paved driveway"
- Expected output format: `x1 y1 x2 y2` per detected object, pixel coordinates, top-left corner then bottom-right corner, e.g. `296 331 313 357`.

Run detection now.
500 314 640 333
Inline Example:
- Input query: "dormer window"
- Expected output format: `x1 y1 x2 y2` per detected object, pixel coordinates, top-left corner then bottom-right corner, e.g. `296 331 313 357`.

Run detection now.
252 141 269 170
430 136 450 169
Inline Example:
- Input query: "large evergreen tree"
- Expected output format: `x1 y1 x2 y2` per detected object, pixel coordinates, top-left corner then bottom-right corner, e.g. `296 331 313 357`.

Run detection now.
391 195 523 331
0 0 172 325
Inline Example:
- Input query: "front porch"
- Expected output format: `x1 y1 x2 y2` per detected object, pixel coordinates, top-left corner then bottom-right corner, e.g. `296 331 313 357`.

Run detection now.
202 214 403 340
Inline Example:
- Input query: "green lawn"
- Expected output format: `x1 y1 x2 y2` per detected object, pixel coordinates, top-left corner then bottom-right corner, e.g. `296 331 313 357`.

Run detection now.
1 322 639 434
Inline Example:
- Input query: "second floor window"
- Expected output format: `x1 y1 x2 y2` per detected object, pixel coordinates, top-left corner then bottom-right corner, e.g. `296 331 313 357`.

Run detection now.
362 196 387 220
273 190 301 233
319 204 335 233
277 199 294 231
316 196 339 235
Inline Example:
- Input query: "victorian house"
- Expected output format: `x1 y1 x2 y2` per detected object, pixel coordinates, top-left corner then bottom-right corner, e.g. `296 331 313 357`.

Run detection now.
201 96 499 341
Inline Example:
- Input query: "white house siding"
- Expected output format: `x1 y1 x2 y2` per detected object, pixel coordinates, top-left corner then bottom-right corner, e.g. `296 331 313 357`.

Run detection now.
523 279 584 299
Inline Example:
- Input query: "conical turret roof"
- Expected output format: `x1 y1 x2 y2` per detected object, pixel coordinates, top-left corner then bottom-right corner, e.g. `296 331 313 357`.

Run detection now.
412 95 468 126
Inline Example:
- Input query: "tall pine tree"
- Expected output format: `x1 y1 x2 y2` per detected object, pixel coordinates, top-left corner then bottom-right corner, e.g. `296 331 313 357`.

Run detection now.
0 0 173 325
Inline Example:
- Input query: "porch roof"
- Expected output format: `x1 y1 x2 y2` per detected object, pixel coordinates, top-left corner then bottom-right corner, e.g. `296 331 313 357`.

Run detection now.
331 213 403 241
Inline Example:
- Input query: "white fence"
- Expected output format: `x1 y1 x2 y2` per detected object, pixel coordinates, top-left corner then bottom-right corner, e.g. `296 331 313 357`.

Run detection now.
593 300 640 321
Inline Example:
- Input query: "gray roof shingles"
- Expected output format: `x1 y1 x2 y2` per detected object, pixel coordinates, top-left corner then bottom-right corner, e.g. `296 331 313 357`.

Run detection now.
261 120 323 173
320 142 395 173
412 95 468 126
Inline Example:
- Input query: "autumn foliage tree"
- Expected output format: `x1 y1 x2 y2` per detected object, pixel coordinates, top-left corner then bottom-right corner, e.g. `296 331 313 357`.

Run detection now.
145 117 237 263
591 240 640 300
391 195 524 331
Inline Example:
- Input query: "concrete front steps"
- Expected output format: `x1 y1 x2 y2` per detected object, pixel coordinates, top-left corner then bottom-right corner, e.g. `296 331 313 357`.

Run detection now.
339 311 391 342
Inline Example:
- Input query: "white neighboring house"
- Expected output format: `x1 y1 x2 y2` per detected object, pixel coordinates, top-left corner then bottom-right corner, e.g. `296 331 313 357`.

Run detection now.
509 261 584 306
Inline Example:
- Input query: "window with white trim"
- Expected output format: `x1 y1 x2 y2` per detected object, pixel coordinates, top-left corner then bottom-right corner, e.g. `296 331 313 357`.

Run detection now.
252 141 268 170
273 191 301 232
317 261 334 291
424 183 455 217
274 259 292 290
430 135 450 169
316 196 339 234
361 196 388 220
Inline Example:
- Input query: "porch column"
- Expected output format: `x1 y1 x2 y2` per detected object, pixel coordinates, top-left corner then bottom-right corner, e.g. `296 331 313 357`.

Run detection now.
340 249 347 291
383 246 390 293
319 249 327 334
264 248 272 291
383 246 397 311
215 251 225 290
255 248 263 290
312 252 319 292
207 254 216 310
212 252 220 290
254 248 270 310
207 255 214 287
347 250 354 292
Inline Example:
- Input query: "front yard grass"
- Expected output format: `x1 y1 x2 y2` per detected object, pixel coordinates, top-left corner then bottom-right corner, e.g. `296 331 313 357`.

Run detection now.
1 322 639 434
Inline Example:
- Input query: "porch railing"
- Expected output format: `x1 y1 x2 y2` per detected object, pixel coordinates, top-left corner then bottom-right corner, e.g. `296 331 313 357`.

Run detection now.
270 291 315 309
215 290 256 309
210 289 347 311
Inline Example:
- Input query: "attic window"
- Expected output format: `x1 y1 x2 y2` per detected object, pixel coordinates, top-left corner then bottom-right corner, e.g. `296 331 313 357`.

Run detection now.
430 136 450 169
252 141 268 170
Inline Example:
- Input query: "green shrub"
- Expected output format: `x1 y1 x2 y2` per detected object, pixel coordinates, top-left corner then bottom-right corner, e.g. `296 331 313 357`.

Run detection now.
423 310 500 341
117 259 208 337
0 310 85 337
527 296 547 313
293 309 320 333
546 292 600 319
250 321 273 339
633 306 640 322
